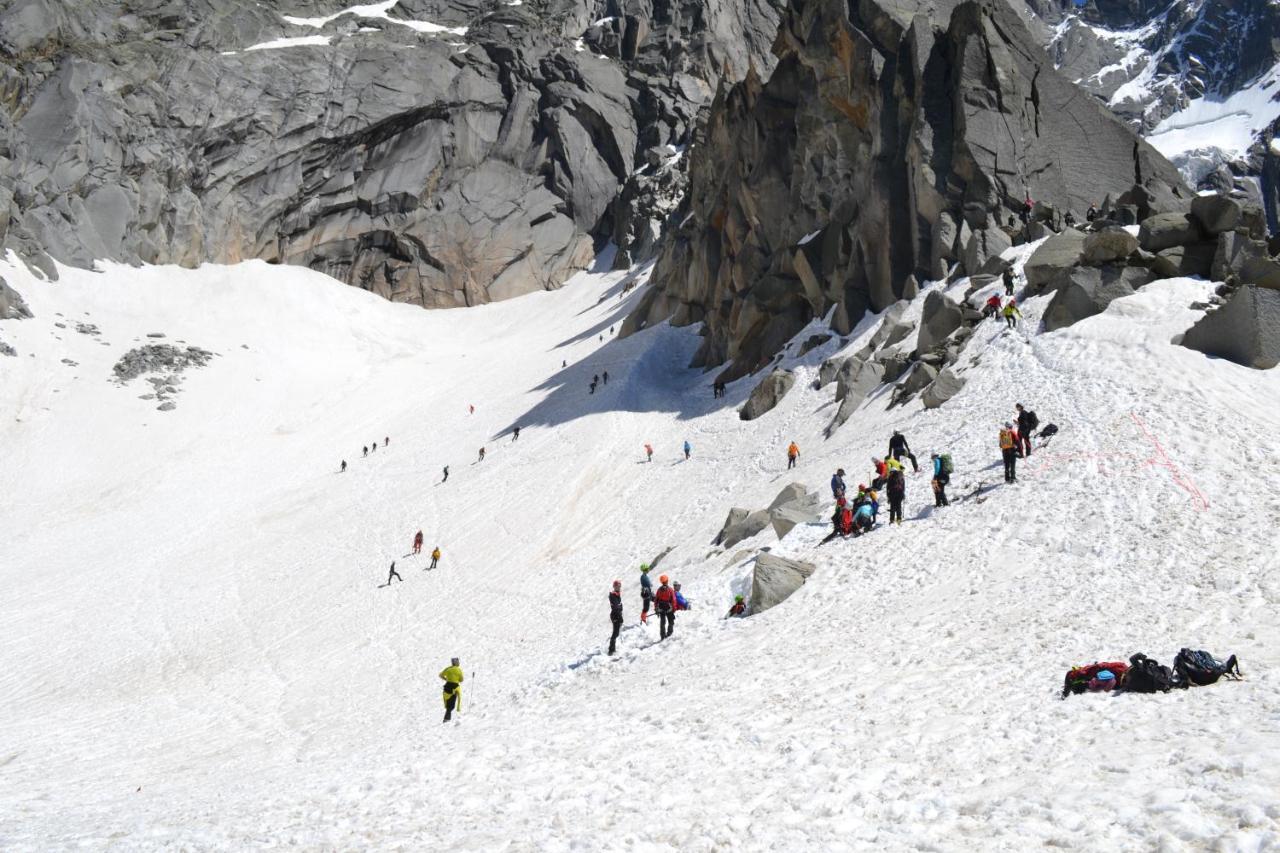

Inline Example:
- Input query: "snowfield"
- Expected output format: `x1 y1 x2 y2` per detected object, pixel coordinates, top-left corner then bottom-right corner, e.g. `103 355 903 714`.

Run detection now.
1 248 1278 851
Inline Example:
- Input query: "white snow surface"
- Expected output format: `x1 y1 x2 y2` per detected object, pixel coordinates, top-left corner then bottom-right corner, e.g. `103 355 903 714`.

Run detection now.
242 34 333 51
282 0 467 36
1 250 1280 850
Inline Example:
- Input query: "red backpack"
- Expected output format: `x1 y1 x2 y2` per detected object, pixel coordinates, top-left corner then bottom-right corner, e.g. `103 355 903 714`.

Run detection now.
838 508 853 534
1062 661 1129 698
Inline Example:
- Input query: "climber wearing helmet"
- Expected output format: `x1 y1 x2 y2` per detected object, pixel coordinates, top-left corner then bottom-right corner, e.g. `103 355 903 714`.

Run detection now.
726 595 746 618
639 564 653 624
653 574 677 640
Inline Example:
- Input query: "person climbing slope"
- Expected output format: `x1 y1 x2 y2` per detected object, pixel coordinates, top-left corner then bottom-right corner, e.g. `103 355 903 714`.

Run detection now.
888 430 919 473
478 447 485 462
654 575 677 640
371 441 376 453
1003 267 1016 297
999 422 1019 483
512 426 520 442
639 565 653 624
430 547 441 570
1002 299 1022 329
386 561 402 585
930 453 951 507
982 293 1002 320
603 370 609 385
683 440 691 460
886 465 907 525
786 441 800 470
413 530 424 555
442 465 449 483
363 446 368 458
440 658 464 723
726 596 746 618
608 580 623 655
1015 403 1039 457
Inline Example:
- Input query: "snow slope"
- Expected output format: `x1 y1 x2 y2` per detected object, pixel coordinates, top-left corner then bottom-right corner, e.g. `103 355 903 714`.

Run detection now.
1 248 1279 850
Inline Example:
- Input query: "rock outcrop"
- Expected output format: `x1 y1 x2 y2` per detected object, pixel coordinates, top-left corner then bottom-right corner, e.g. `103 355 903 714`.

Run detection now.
749 552 816 613
739 369 795 420
1181 285 1280 370
0 0 784 306
626 0 1188 379
1042 266 1153 332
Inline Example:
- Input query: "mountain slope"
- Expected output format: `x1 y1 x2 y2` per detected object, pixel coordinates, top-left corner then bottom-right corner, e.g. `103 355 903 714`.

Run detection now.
1 248 1277 848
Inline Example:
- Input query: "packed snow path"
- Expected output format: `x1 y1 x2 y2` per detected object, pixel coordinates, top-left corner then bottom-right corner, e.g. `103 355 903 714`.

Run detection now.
0 250 1278 850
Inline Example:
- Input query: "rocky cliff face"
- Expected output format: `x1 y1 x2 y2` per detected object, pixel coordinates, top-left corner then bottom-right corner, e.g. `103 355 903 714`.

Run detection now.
0 0 782 305
625 0 1188 379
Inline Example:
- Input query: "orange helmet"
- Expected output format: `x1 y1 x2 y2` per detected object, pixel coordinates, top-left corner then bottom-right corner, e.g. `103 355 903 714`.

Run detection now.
659 574 669 584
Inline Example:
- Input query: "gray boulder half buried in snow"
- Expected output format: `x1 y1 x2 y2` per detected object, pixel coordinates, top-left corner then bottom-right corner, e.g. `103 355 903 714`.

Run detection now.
749 553 816 613
1042 266 1154 331
1180 285 1280 369
740 369 795 420
921 367 966 409
717 508 772 548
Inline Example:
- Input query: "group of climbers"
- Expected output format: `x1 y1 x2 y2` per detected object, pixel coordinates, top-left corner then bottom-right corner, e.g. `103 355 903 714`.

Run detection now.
823 430 958 541
640 440 693 462
998 402 1041 483
339 436 391 473
384 542 442 584
618 565 691 651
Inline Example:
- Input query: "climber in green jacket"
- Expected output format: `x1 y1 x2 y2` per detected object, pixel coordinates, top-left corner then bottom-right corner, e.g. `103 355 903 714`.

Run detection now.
440 657 464 723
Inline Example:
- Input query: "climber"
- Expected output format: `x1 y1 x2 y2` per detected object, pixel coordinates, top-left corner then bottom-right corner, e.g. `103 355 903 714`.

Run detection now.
726 595 747 618
787 441 800 470
644 443 654 462
363 446 368 458
478 447 486 462
371 441 376 453
1064 210 1077 229
1086 203 1098 222
888 430 919 473
430 547 440 570
683 440 691 460
871 457 888 490
831 468 847 500
440 657 464 723
608 580 623 655
673 582 690 611
639 565 653 624
1015 403 1039 457
340 460 347 473
654 575 677 640
886 465 907 525
469 404 474 415
386 561 402 585
930 453 950 507
512 426 520 442
603 370 609 385
999 422 1019 483
384 437 389 448
853 498 876 533
442 465 449 483
590 380 597 394
982 293 1002 320
1002 267 1016 297
1021 194 1034 223
413 530 424 555
1002 299 1022 329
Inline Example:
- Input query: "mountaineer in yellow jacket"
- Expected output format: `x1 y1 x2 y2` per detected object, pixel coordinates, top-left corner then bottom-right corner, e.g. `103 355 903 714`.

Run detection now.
440 658 464 723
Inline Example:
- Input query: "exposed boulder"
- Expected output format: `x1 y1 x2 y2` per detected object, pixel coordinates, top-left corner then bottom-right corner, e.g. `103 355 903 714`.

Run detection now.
890 362 938 407
1138 213 1204 253
718 508 772 548
921 367 966 409
768 486 824 538
749 553 816 614
1152 244 1216 279
740 370 796 420
876 352 912 383
1181 285 1280 369
768 483 811 511
815 355 848 389
827 359 885 437
962 225 1013 276
1042 266 1154 331
1081 227 1138 265
916 291 963 352
1025 229 1087 293
0 277 32 320
1189 194 1243 235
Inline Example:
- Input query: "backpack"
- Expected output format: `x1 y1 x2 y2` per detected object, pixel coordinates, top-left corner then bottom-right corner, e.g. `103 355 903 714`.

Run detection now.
886 470 905 498
1121 653 1175 693
1173 648 1241 687
1062 661 1129 698
1039 424 1058 439
839 509 853 535
939 453 954 475
1026 410 1039 431
999 429 1015 450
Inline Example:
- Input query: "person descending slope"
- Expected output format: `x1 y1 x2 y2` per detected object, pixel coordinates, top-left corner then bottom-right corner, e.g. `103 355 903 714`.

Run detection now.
886 465 907 525
608 580 623 655
512 426 520 442
831 468 847 500
1002 299 1022 329
683 440 692 460
983 293 1002 320
639 565 653 624
999 422 1019 483
888 430 919 473
430 547 441 570
726 595 746 618
386 561 402 585
440 658 464 723
1015 403 1038 457
787 441 800 470
1003 267 1016 297
413 530 424 555
654 575 677 640
644 443 654 463
930 453 951 507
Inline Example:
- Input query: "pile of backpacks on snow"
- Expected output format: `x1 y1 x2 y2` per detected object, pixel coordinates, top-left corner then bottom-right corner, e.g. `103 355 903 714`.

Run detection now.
1062 649 1242 699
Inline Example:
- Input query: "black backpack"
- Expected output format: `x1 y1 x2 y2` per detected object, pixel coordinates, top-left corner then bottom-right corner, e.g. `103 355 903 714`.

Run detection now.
1026 410 1039 431
1122 653 1175 693
1174 648 1241 687
887 470 905 498
1039 423 1058 439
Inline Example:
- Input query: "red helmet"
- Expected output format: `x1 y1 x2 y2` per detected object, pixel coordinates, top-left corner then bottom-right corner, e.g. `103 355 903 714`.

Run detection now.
612 579 621 588
659 574 669 584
